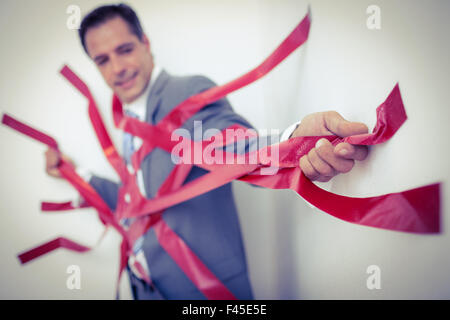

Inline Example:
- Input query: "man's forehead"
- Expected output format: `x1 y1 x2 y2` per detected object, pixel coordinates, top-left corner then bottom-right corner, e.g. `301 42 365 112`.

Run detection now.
85 16 138 57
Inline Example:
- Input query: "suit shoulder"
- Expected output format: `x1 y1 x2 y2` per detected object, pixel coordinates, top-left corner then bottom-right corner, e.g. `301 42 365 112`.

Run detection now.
165 73 217 97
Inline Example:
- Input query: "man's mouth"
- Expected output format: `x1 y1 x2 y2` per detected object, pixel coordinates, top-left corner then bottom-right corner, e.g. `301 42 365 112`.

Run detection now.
115 72 138 90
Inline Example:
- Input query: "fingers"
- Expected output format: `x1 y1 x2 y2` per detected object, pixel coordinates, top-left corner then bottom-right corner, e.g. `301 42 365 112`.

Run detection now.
299 154 319 180
299 138 369 182
300 141 339 182
307 147 336 177
45 147 62 178
323 111 369 138
334 142 369 161
45 148 60 166
46 167 61 177
299 153 333 182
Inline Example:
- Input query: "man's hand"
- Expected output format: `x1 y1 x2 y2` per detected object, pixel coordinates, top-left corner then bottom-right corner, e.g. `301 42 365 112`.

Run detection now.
45 147 74 178
292 111 369 182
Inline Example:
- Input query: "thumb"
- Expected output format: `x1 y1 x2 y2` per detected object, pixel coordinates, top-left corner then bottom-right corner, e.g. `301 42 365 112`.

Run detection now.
323 111 369 137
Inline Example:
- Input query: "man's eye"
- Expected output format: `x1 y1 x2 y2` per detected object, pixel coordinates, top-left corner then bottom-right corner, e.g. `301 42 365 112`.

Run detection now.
120 47 133 54
97 59 108 66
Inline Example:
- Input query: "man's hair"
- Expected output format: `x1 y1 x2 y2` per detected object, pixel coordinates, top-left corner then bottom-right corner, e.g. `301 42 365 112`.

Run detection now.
78 3 144 54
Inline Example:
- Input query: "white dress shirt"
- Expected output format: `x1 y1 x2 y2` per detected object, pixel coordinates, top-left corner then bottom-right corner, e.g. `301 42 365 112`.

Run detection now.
121 66 161 280
123 66 162 195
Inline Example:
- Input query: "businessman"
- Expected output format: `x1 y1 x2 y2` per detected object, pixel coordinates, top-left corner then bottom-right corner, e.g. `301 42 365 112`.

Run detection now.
45 4 368 299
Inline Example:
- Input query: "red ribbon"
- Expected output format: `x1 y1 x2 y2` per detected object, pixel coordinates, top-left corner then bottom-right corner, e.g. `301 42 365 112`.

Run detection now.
41 201 90 212
1 9 441 300
111 82 440 234
18 237 90 265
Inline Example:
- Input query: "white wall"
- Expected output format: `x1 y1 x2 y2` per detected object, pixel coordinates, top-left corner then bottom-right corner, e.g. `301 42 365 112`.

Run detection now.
0 0 448 299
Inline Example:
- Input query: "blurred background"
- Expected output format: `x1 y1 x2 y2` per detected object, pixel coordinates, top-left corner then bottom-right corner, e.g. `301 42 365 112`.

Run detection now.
0 0 449 299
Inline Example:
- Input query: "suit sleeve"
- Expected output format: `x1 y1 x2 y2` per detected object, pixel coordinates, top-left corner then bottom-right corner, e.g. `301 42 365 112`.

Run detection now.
89 175 120 211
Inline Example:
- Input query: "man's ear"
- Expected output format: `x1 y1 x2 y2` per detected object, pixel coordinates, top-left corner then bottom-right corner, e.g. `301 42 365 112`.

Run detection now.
142 34 151 50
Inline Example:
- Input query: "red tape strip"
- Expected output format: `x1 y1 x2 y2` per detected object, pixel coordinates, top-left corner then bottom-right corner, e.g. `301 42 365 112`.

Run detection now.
41 201 90 211
1 10 441 300
18 237 90 264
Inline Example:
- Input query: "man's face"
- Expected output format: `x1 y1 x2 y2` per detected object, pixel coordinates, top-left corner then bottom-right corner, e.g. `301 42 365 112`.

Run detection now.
85 16 153 103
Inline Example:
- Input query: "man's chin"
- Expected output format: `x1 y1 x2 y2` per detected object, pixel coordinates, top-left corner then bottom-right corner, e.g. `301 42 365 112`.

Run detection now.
117 88 140 104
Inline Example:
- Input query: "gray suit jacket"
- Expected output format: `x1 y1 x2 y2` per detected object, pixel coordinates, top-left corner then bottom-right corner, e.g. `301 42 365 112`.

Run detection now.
90 70 256 299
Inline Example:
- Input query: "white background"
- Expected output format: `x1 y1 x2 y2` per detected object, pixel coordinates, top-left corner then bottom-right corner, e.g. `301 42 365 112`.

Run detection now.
0 0 449 299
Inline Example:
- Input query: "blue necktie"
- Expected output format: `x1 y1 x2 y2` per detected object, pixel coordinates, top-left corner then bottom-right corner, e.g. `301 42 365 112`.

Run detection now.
122 110 146 256
122 110 138 230
123 109 139 165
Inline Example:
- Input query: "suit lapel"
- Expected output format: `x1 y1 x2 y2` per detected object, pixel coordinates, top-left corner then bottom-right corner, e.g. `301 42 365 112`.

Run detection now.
142 69 171 198
145 70 170 125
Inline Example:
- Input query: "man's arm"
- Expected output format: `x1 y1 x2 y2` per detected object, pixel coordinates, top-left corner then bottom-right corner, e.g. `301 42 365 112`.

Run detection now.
182 76 369 182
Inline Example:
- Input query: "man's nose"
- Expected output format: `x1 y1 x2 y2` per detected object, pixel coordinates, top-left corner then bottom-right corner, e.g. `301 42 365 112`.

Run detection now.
110 56 126 76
